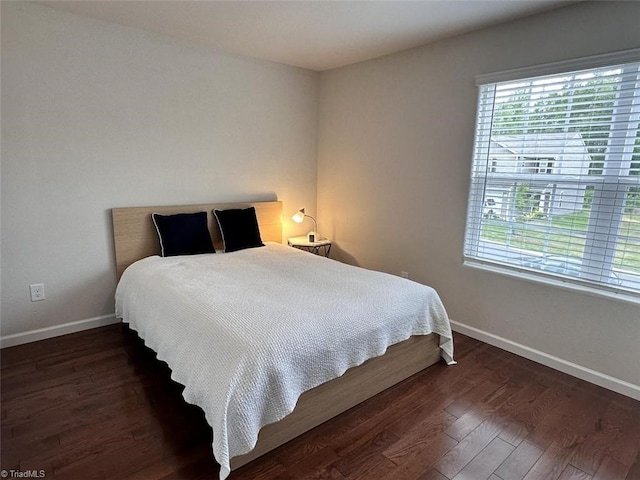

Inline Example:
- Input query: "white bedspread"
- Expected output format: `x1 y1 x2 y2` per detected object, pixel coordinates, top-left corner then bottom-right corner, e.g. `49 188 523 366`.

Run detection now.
115 243 453 479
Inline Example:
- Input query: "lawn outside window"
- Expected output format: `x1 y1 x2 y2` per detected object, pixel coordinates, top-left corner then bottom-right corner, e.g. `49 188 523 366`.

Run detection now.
464 49 640 303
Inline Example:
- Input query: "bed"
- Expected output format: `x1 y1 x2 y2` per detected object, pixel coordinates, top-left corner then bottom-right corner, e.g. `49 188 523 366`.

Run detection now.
112 200 454 479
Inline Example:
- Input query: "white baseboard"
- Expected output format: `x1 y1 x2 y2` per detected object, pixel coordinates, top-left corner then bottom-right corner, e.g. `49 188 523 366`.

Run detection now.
2 315 637 400
1 314 120 349
450 319 640 401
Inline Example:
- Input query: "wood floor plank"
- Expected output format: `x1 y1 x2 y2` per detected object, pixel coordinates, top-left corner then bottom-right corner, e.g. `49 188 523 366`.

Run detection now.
230 456 286 479
494 440 544 480
605 400 640 469
274 433 330 471
2 382 81 426
155 455 220 480
284 446 340 479
625 453 640 480
415 468 450 480
277 367 429 462
446 380 544 446
523 438 585 480
592 457 631 480
569 397 637 476
382 409 457 466
498 383 567 447
557 465 593 480
122 443 217 480
433 419 503 478
2 326 639 480
444 379 505 420
387 391 461 441
525 382 611 451
380 433 458 480
327 356 490 456
0 368 92 403
9 384 142 441
452 436 515 480
333 450 398 480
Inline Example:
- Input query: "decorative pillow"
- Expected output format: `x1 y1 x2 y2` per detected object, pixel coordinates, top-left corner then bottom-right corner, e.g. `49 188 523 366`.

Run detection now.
214 207 264 253
152 211 215 257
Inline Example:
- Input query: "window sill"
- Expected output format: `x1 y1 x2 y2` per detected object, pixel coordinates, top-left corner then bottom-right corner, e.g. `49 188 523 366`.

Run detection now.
464 259 640 306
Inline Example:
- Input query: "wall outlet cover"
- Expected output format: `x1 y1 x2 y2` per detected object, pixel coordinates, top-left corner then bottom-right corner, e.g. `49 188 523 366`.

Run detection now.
30 283 46 302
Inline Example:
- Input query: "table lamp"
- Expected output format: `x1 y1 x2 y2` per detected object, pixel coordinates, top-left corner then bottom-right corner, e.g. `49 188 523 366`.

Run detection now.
291 208 318 242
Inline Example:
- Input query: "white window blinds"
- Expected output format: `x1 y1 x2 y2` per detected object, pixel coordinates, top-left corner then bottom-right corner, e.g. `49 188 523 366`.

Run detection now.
464 51 640 300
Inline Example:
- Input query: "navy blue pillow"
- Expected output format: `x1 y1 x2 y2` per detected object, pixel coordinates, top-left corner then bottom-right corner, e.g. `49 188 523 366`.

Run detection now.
152 211 215 257
214 207 264 253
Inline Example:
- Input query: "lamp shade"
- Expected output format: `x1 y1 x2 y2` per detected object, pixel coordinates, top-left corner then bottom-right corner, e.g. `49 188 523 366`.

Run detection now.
292 208 306 223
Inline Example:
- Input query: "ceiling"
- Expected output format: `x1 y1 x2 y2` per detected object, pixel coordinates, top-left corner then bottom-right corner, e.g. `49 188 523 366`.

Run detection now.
37 1 575 71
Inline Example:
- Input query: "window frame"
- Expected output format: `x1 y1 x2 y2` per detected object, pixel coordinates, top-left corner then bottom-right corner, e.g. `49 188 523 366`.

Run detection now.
464 49 640 305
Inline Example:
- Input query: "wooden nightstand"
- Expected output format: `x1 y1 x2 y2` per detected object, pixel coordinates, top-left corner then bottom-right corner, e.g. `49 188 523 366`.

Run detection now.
287 236 332 257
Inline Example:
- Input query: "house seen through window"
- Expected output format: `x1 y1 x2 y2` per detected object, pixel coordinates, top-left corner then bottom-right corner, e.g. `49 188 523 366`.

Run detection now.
464 52 640 300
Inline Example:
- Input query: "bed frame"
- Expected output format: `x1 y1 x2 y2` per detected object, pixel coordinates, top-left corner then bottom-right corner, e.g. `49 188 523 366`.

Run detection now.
111 200 443 470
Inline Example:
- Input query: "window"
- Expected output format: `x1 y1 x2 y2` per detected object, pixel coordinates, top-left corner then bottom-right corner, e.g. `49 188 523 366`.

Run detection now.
520 158 554 174
464 50 640 301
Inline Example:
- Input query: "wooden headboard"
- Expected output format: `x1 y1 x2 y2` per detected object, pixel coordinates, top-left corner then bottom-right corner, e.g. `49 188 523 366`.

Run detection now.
111 201 282 280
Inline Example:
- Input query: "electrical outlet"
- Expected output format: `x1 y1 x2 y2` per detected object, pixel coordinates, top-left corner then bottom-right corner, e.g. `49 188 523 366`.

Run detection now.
400 271 409 279
30 283 46 302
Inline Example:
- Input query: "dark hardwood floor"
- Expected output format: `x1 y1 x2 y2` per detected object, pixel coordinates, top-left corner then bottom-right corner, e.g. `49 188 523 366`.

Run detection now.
1 324 639 480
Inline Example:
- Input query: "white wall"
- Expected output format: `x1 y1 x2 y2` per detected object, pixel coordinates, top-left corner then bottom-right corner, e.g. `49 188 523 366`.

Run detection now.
317 2 640 392
1 3 319 339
